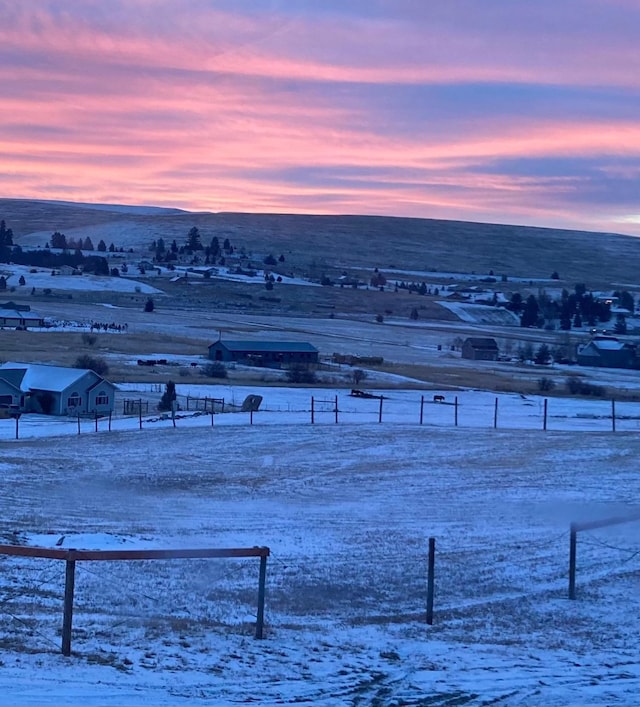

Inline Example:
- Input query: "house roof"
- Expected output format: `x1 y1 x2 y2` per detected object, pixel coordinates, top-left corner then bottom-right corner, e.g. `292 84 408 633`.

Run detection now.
590 337 625 351
209 340 318 353
0 362 108 393
464 337 499 349
0 309 43 321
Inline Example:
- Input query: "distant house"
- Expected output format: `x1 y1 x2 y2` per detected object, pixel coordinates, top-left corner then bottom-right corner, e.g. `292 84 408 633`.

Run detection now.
208 340 319 368
576 336 637 369
0 362 116 416
0 308 44 328
461 337 499 361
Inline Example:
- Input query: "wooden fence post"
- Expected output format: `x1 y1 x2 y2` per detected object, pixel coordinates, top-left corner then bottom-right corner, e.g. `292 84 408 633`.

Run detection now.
454 396 458 427
612 399 616 432
77 415 81 435
94 413 98 433
108 411 112 431
494 397 498 429
426 537 435 625
543 398 548 431
62 551 77 656
250 409 254 425
255 554 267 639
420 395 424 425
311 396 315 425
378 397 383 423
335 395 338 424
14 415 19 440
139 399 143 430
568 523 577 600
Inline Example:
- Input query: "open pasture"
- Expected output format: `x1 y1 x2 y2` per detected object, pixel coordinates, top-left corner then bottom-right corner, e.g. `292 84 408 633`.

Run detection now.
1 418 640 704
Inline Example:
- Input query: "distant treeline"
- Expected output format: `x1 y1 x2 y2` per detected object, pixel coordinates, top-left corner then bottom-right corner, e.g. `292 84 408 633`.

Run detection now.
0 220 108 274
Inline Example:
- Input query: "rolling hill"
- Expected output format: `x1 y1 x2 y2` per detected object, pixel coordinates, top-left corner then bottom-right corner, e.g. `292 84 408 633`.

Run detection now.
1 198 639 287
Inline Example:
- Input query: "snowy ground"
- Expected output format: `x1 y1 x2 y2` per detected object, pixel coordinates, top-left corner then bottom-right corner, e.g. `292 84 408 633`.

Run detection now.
2 387 640 705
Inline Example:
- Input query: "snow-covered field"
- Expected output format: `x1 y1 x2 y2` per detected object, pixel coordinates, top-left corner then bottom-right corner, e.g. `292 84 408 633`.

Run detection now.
2 386 640 705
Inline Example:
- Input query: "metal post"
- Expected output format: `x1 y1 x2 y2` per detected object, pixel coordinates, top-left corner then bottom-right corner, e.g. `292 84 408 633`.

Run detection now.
543 398 548 431
420 395 424 425
335 395 338 424
94 413 98 433
426 537 435 625
14 415 19 440
454 396 458 427
108 411 112 431
77 415 80 435
211 411 214 427
612 399 616 432
255 554 267 639
568 523 577 600
250 409 254 425
378 397 383 423
494 397 498 429
311 396 314 424
139 399 142 430
62 552 77 656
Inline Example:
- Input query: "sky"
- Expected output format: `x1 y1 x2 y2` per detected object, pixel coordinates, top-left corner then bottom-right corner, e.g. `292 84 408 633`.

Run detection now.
1 1 639 235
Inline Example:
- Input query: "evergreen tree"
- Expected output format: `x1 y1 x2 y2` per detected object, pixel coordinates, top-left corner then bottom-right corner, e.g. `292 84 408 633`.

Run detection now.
0 276 6 290
144 297 155 312
97 240 107 252
534 344 551 365
614 313 627 335
186 227 202 251
520 295 539 327
82 237 94 251
158 381 177 411
51 231 67 249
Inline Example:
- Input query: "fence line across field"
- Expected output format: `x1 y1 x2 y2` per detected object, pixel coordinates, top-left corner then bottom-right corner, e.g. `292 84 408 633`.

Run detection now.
3 393 640 440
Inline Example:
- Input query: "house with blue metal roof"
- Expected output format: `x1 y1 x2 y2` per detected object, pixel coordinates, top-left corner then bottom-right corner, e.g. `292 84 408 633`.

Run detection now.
208 340 319 367
0 362 116 415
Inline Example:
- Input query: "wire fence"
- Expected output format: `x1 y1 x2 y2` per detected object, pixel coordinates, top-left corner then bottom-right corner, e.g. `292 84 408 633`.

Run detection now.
2 516 640 657
2 391 640 441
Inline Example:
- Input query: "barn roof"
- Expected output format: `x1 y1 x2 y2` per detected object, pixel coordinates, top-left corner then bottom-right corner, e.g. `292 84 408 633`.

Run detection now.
464 337 499 349
209 340 318 353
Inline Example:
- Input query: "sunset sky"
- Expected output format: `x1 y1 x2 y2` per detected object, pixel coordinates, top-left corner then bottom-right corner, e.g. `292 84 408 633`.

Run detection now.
1 1 639 235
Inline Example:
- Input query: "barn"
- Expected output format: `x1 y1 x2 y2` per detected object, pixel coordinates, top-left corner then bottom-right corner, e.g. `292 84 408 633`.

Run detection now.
576 336 637 369
461 337 499 361
208 340 319 368
0 362 116 416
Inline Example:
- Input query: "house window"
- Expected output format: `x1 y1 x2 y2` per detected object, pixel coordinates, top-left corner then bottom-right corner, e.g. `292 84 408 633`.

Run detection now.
67 393 81 408
95 392 109 405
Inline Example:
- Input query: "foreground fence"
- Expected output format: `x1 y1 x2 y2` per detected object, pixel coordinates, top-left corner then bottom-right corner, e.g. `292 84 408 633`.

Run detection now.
0 544 270 655
3 390 640 440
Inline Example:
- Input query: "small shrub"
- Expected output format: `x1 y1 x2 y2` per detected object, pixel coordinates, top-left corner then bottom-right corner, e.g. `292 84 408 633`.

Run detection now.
178 367 192 377
81 333 97 347
202 362 228 379
565 377 606 397
538 377 555 392
352 368 367 385
74 354 109 376
286 365 317 384
375 314 384 323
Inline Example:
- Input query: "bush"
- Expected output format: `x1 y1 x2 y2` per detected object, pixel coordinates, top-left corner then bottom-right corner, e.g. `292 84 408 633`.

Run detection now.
202 362 228 379
74 354 109 376
352 368 367 385
81 333 97 346
538 377 555 392
566 377 606 397
286 365 317 384
144 298 154 312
